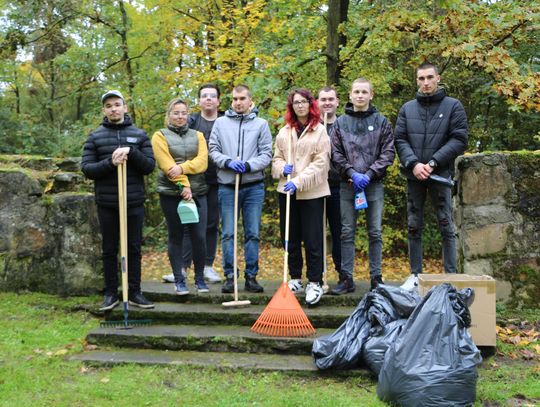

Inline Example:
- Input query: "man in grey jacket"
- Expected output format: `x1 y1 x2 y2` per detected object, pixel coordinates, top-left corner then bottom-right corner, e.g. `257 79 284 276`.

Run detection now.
208 85 273 293
395 62 468 290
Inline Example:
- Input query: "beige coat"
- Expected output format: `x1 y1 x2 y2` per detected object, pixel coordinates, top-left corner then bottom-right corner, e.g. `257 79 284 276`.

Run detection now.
272 123 330 200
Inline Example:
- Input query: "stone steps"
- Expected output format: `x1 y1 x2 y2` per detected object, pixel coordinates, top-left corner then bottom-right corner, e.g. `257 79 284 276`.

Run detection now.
141 280 368 306
86 324 335 355
72 280 384 373
102 301 355 329
69 348 370 376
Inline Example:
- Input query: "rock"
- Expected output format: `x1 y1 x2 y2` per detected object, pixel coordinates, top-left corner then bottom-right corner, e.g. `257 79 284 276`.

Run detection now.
0 161 102 295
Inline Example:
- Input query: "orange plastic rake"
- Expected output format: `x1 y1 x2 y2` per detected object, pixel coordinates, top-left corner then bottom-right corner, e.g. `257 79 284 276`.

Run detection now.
251 129 315 337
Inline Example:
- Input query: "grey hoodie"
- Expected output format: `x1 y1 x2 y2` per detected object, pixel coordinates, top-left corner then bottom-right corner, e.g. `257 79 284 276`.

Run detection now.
209 107 273 185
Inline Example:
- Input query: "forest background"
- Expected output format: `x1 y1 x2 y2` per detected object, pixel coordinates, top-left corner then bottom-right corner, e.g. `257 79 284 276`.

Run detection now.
1 0 539 258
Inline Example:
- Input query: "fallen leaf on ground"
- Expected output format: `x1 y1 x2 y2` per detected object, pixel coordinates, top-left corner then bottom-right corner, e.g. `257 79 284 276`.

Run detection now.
100 377 110 383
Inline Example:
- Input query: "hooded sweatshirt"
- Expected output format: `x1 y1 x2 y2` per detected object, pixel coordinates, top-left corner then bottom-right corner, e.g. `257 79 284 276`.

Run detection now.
208 106 272 185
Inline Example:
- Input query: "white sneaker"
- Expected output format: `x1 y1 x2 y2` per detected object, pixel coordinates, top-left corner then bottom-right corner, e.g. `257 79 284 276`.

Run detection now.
305 282 323 305
401 273 419 292
203 266 222 283
162 268 187 283
288 279 304 294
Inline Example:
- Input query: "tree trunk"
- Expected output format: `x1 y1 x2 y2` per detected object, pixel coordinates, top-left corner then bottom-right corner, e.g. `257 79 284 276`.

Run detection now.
119 0 136 123
326 0 349 86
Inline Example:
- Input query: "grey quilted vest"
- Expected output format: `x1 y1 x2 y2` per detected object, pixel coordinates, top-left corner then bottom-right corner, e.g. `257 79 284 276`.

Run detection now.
156 127 208 197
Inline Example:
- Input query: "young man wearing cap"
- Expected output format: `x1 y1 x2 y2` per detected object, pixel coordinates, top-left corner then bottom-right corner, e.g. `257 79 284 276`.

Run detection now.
81 90 156 310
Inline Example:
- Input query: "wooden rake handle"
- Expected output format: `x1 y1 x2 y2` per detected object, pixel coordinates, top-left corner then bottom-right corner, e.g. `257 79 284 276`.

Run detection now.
117 162 128 303
283 129 292 284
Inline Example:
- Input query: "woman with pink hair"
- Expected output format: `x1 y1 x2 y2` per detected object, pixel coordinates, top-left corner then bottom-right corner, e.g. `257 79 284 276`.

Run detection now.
271 89 331 306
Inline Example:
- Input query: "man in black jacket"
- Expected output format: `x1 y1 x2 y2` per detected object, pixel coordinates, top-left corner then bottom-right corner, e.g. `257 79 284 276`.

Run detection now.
331 78 395 293
395 63 468 290
81 90 156 310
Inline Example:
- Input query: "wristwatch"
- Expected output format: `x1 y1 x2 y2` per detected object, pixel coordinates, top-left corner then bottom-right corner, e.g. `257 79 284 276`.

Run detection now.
428 159 437 169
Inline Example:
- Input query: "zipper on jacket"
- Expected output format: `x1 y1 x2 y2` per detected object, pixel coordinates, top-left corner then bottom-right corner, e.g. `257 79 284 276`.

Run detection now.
236 116 244 159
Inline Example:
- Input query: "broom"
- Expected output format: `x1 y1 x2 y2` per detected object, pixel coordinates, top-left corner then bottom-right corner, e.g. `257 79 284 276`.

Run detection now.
222 171 251 308
251 128 316 337
101 162 151 328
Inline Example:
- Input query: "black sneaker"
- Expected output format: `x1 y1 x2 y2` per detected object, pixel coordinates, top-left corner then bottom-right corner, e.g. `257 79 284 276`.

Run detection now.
370 275 384 290
221 276 234 293
128 292 155 309
330 277 356 295
99 294 119 311
244 276 264 293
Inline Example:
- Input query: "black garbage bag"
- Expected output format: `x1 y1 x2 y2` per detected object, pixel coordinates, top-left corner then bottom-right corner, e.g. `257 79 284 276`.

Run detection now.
377 283 483 407
312 285 420 370
312 295 372 370
362 285 420 375
362 318 407 375
374 284 422 318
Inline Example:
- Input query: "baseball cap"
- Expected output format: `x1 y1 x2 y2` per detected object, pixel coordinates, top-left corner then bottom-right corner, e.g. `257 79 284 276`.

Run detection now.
101 90 124 104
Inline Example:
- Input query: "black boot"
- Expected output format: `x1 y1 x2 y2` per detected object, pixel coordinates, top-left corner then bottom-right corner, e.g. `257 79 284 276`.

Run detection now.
221 276 234 293
330 276 355 295
370 275 384 291
244 275 264 293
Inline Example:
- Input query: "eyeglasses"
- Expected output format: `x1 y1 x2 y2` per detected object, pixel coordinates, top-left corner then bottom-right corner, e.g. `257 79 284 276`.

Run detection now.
292 100 309 106
201 93 218 99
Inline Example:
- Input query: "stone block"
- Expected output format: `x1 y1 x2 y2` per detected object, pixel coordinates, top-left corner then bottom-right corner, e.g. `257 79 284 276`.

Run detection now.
463 259 493 276
461 165 510 205
462 223 509 258
462 204 514 227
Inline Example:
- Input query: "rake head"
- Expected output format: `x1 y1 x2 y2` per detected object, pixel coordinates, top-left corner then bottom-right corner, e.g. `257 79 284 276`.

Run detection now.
100 319 152 329
251 282 316 337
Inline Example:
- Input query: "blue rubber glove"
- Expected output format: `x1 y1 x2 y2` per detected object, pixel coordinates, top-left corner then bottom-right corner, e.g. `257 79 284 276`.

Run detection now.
227 160 246 173
283 181 297 194
351 172 370 191
283 164 294 176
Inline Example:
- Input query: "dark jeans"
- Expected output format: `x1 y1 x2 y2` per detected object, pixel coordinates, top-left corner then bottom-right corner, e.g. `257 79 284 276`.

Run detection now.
97 204 144 296
160 194 208 283
406 179 456 274
279 193 324 284
326 185 342 273
181 184 219 268
340 181 384 279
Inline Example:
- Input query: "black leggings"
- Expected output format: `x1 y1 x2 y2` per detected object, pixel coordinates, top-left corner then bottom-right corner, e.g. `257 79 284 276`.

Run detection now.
159 194 207 283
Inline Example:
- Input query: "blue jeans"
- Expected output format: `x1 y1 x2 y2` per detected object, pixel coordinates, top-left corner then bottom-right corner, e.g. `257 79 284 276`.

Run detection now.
406 179 456 274
218 182 264 278
340 181 384 279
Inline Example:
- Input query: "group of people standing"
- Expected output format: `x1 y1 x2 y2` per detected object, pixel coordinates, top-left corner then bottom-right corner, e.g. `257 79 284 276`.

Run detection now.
82 62 468 311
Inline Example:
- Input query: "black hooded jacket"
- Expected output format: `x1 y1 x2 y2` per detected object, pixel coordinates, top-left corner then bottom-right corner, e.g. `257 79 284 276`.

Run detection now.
81 114 155 208
394 88 468 178
330 103 395 182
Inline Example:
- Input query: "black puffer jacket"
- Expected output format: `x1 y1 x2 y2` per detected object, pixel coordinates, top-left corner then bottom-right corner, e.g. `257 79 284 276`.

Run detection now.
189 111 224 185
394 88 468 178
330 104 395 182
81 114 155 208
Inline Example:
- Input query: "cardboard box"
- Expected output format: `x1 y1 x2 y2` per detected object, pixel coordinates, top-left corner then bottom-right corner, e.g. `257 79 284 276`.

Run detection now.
418 274 496 346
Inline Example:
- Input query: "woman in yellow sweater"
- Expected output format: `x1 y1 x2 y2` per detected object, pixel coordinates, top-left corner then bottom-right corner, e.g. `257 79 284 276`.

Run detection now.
152 98 209 295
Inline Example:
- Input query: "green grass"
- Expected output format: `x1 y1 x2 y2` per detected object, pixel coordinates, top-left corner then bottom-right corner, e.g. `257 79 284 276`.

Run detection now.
0 292 538 406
